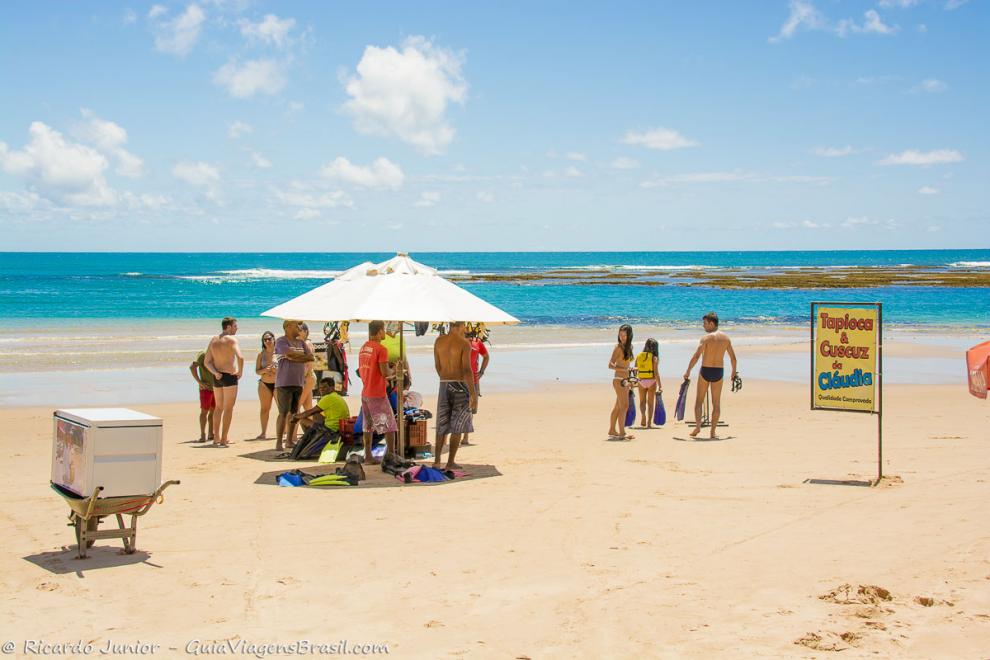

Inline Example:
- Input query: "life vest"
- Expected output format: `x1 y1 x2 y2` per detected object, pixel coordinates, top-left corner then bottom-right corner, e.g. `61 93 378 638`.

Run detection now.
635 352 655 378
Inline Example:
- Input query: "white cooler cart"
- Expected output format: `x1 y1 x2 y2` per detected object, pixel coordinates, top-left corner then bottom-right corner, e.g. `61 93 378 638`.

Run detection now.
50 408 179 558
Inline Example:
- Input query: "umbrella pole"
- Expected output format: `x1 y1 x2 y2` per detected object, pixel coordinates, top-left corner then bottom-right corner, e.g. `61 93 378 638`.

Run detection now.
397 322 405 457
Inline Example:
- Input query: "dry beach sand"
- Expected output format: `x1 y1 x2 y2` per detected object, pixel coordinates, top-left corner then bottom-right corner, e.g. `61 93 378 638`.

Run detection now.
1 379 989 658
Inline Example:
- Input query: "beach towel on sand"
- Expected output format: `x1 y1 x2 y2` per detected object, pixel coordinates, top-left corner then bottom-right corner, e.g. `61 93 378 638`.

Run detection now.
654 392 666 426
625 390 636 427
675 378 690 421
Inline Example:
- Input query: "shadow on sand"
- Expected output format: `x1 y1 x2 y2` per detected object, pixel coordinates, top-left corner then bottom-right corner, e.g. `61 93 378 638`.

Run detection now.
24 546 161 576
804 478 874 488
255 462 502 489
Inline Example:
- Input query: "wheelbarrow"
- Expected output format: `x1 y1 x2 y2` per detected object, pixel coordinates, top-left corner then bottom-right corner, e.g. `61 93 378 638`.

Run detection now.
51 480 180 558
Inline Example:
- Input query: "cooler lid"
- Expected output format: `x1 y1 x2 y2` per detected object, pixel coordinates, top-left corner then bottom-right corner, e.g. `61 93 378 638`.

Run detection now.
55 408 162 428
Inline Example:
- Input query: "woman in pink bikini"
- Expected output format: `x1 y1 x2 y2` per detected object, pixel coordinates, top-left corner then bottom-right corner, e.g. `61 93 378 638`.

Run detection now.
635 338 662 429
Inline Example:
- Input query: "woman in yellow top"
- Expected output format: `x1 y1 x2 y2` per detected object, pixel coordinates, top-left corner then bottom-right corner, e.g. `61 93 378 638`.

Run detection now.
635 338 662 429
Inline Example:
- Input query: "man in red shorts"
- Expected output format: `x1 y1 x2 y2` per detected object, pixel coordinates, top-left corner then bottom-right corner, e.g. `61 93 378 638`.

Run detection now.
189 350 216 443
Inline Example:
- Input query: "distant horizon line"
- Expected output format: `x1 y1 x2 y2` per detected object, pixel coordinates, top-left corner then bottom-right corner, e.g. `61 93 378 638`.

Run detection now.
2 248 989 255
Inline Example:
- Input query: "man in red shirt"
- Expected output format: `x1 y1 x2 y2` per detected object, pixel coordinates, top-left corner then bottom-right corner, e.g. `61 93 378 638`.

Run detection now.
358 320 396 464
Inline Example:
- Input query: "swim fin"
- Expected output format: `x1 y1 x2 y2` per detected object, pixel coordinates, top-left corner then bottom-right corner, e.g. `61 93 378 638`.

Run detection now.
675 378 690 421
625 389 636 427
654 392 666 426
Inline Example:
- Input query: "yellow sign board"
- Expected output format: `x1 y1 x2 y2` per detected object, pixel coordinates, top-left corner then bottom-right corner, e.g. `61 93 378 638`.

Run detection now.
811 303 880 413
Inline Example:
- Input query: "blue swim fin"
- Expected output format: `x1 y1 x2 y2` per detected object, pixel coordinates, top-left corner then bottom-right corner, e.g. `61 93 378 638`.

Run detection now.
654 393 666 426
625 389 636 427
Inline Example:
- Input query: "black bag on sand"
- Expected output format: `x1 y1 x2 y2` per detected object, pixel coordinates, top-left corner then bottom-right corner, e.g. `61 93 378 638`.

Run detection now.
291 425 337 460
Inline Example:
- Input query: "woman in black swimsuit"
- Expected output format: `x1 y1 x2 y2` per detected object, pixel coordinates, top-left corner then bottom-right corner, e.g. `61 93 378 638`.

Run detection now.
255 331 277 439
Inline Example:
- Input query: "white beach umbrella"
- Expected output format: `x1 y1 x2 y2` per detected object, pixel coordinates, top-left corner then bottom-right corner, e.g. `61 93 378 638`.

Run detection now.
261 253 519 453
261 253 520 325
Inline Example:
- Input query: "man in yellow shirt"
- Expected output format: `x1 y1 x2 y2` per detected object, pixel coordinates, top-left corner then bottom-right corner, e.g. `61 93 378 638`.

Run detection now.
293 377 350 434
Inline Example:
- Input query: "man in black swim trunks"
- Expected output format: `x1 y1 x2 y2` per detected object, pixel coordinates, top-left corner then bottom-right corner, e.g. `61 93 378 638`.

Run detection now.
683 312 738 439
204 316 244 447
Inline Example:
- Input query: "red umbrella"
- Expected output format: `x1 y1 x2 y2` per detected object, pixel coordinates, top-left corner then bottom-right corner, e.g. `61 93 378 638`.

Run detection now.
967 341 990 399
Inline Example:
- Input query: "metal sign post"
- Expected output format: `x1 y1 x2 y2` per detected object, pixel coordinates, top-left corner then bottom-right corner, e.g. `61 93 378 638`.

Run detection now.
810 302 884 485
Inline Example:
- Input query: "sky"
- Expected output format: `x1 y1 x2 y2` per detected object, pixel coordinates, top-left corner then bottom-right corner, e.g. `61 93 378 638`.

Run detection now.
0 0 987 252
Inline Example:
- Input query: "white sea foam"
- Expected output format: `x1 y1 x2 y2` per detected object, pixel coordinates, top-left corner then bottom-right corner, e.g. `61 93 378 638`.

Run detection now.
178 268 342 282
555 264 713 272
121 272 143 276
949 261 990 268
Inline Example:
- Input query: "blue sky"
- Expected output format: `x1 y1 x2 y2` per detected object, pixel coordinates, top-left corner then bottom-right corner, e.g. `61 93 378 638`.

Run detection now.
0 0 986 251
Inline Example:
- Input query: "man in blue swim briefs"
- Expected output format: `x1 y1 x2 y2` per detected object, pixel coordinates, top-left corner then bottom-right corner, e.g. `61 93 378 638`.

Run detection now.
683 312 738 439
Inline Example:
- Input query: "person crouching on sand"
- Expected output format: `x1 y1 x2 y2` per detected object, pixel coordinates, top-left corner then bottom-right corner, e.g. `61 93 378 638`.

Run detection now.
636 338 662 429
607 324 635 440
683 312 737 439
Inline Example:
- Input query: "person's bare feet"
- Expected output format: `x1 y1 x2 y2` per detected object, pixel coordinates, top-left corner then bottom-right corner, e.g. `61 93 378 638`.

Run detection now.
689 427 701 437
254 433 266 440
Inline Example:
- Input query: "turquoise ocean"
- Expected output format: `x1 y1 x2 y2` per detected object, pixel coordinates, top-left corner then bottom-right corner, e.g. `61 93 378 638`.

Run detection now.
3 250 990 328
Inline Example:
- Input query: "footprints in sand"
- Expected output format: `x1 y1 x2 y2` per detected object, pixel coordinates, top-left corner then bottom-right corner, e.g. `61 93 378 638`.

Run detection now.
36 581 59 591
819 583 892 605
796 583 959 652
424 620 444 628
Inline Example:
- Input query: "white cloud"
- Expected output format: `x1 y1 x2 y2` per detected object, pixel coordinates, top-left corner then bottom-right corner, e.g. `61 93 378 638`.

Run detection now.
294 208 321 220
876 149 963 166
250 151 272 168
275 186 353 212
918 185 940 195
0 190 43 212
214 59 287 98
879 0 920 7
228 121 253 139
319 157 404 190
343 36 467 155
927 225 942 232
945 0 970 9
621 128 698 151
123 8 138 24
861 9 898 34
148 4 167 20
476 191 495 204
841 216 898 229
564 166 583 178
121 192 170 210
0 121 115 206
287 101 304 113
238 14 296 48
152 4 205 57
771 1 898 41
565 152 587 162
917 23 928 33
641 171 831 187
773 219 829 230
173 161 220 199
74 109 144 178
413 191 440 207
610 157 640 170
812 145 858 157
770 0 826 42
910 78 947 93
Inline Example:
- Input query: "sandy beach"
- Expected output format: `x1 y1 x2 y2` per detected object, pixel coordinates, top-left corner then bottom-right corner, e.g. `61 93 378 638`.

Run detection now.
3 376 988 658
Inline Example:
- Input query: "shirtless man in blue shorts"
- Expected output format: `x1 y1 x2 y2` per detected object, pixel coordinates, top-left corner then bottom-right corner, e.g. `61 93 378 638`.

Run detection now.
684 312 738 439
